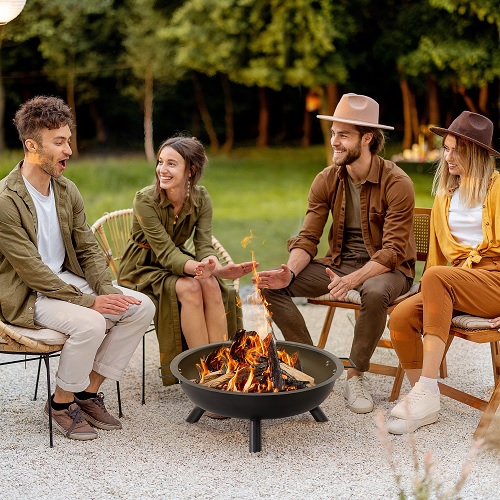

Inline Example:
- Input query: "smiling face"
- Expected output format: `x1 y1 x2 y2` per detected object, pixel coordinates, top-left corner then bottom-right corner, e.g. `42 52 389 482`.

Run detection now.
330 123 365 166
29 125 72 179
443 134 465 178
156 146 190 194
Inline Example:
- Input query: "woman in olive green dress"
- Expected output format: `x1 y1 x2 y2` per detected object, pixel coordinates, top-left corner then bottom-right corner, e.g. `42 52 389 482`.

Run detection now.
118 135 255 385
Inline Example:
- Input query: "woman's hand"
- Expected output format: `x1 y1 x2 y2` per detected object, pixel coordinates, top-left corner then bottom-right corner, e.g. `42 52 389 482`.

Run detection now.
216 261 258 280
194 258 217 279
489 317 500 330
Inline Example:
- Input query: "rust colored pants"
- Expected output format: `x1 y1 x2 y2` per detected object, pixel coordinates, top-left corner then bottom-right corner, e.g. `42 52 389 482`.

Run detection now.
388 265 500 369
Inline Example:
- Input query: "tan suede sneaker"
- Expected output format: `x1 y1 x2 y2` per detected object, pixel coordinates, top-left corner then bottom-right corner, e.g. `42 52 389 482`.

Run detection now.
75 392 122 430
44 401 98 441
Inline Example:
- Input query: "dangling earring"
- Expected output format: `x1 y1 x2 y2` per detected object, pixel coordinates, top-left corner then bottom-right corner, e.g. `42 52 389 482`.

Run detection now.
186 178 191 199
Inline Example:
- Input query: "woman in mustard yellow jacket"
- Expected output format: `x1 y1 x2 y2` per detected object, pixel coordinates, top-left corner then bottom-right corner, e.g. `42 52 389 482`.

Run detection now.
387 111 500 434
118 135 255 385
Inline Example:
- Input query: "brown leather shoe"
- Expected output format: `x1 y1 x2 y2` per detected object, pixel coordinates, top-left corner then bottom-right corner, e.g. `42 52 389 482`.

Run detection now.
75 392 122 430
44 401 98 441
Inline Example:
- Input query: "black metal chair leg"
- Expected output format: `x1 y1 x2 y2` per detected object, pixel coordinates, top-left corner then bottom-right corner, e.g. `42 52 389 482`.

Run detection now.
44 354 54 448
116 381 123 418
34 355 43 401
142 335 146 405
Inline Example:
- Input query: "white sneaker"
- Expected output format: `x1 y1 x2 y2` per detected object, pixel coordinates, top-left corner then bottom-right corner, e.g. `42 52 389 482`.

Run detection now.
344 375 374 414
391 382 440 420
387 413 439 435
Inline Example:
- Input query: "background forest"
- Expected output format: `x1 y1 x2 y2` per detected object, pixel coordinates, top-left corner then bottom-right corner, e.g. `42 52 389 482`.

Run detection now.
0 0 498 160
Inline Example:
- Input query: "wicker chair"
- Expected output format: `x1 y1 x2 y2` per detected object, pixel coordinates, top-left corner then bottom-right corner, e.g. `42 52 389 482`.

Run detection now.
307 208 447 383
90 208 239 400
0 320 67 447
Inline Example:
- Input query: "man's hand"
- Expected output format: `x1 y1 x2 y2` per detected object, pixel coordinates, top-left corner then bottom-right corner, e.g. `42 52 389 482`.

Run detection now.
91 294 142 315
326 268 353 301
253 264 293 289
216 261 258 280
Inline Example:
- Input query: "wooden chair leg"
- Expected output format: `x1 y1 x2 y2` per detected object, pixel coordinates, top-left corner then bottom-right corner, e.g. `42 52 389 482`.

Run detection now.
389 364 405 401
316 306 336 349
473 378 500 440
491 340 500 385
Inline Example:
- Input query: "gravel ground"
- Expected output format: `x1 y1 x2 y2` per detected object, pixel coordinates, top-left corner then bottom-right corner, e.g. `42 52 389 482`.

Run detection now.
1 292 499 499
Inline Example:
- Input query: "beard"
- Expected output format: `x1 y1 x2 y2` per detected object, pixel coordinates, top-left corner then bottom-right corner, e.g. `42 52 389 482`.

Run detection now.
333 139 362 167
37 150 62 178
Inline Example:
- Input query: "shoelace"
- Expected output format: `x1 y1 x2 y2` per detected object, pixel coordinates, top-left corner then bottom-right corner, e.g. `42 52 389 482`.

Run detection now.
93 392 109 414
350 377 371 400
403 387 427 406
65 406 86 437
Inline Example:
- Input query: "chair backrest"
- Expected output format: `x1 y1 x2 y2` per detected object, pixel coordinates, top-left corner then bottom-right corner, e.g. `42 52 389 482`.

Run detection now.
91 209 239 291
412 207 431 263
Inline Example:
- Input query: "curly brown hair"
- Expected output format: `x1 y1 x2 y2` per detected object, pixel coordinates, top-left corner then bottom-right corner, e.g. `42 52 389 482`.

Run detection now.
13 96 74 151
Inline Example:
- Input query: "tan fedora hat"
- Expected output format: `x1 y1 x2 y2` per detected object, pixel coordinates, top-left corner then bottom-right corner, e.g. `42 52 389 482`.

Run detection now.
430 111 500 157
317 93 394 130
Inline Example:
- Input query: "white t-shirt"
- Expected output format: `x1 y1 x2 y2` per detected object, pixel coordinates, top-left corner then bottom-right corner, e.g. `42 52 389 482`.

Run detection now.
448 190 483 247
23 177 66 274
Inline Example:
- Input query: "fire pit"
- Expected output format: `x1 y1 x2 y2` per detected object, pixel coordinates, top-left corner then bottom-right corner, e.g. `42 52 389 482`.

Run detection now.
170 340 343 452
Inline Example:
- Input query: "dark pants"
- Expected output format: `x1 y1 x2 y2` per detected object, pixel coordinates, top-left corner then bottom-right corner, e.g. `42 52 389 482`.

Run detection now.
262 259 413 372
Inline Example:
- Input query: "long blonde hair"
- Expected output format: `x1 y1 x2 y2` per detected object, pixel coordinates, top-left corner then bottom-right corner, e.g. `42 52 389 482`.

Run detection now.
432 134 495 207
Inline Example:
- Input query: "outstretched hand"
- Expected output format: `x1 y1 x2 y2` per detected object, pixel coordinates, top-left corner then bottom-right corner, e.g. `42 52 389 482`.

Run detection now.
253 264 293 289
216 261 258 280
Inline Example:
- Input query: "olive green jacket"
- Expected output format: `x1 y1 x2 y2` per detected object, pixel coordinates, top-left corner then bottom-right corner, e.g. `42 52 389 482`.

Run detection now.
0 163 119 327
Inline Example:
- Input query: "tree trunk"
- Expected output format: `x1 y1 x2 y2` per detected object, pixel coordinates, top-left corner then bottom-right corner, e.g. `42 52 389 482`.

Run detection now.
302 105 311 148
143 70 155 163
478 84 488 115
256 87 269 147
457 85 478 113
192 73 219 152
427 76 440 149
400 76 414 150
88 101 107 144
66 53 78 158
220 74 234 152
0 36 5 154
317 83 339 165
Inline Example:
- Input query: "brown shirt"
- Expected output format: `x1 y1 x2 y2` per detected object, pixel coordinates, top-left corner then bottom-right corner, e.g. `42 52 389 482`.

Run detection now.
287 155 416 279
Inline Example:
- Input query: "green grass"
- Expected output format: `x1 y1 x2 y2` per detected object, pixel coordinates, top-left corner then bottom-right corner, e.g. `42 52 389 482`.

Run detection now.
0 145 435 285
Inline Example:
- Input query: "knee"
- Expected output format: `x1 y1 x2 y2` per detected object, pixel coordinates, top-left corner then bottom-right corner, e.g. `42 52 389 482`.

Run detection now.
360 280 390 308
176 278 203 305
75 311 107 343
420 266 449 291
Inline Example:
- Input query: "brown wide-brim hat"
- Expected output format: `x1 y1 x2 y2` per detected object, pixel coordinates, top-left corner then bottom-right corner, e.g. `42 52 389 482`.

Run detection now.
317 93 394 130
430 111 500 157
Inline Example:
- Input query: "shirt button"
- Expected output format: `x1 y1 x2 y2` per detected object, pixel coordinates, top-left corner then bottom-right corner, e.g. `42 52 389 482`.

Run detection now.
486 222 490 226
28 307 33 310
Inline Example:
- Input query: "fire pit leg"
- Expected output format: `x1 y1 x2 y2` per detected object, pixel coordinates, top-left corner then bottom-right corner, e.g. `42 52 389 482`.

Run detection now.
249 418 262 453
186 406 205 423
310 406 328 422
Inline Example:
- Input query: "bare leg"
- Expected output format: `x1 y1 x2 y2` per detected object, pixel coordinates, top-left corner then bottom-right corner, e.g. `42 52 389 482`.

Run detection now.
402 335 445 387
53 385 74 404
199 277 228 343
86 370 105 393
176 277 210 347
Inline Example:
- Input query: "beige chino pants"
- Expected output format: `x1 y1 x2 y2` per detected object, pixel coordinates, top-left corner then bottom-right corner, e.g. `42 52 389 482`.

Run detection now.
389 265 500 369
34 271 155 393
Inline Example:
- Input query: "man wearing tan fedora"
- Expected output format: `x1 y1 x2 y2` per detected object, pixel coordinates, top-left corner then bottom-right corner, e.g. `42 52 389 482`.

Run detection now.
255 93 416 414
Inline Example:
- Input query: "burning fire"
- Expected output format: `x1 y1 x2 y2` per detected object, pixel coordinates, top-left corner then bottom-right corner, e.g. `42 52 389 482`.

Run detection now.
195 233 314 393
195 329 313 393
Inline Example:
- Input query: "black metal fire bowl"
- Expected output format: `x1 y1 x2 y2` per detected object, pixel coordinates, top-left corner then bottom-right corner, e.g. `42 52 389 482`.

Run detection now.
170 340 343 452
